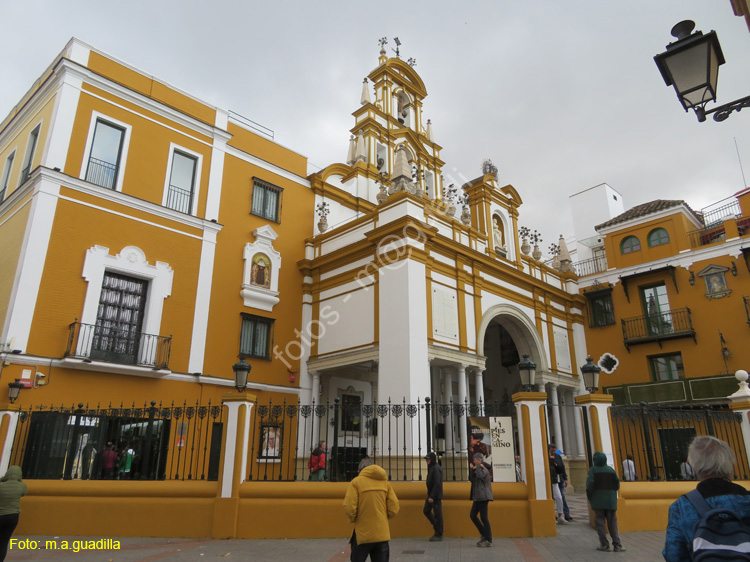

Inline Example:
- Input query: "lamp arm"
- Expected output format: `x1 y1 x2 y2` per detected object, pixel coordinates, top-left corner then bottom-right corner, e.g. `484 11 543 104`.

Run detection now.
697 94 750 122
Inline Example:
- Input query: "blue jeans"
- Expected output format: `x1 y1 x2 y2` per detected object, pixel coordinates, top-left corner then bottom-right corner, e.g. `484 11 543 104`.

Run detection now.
559 482 570 518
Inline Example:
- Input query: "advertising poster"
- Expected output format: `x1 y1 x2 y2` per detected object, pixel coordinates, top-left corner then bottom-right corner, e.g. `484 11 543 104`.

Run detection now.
468 416 515 482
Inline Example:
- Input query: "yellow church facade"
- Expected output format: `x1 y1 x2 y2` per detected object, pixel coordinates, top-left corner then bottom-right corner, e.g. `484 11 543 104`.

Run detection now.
0 38 604 538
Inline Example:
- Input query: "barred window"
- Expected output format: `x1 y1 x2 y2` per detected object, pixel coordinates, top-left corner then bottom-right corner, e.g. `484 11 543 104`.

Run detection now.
585 287 615 328
240 313 274 359
251 178 282 222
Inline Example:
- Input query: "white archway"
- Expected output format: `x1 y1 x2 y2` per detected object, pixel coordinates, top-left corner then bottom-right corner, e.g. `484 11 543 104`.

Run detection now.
477 303 548 373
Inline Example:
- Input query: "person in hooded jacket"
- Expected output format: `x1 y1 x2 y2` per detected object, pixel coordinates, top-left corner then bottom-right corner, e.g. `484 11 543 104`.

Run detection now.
343 457 399 562
586 451 625 552
0 466 27 562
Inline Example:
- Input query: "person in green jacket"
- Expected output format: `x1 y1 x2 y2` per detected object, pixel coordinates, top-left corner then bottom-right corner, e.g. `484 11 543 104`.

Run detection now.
0 466 27 562
586 451 626 553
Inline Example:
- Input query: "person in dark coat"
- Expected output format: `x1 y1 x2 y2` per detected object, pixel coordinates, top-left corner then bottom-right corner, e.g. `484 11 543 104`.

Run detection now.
423 452 443 541
663 436 750 562
586 451 625 552
552 447 572 521
0 466 27 562
469 452 493 548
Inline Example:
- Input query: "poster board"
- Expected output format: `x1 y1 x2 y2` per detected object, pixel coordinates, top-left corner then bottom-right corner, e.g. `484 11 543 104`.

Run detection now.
468 416 515 482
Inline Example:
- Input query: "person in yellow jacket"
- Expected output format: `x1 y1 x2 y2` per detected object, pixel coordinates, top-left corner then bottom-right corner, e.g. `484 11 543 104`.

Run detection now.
343 457 399 562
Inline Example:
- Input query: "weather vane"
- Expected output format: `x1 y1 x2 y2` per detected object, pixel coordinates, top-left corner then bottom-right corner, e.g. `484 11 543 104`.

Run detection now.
407 58 416 67
392 37 401 57
378 37 388 49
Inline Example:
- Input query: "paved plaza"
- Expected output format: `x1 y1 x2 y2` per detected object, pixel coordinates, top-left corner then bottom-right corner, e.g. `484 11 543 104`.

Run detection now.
7 495 668 561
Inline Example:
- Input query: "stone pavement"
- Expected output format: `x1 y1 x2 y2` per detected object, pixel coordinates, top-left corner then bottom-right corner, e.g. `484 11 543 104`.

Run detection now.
7 495 668 561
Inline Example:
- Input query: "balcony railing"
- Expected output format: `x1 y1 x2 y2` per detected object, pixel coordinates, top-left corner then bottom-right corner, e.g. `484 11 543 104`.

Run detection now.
165 184 193 214
621 307 695 349
85 157 118 190
688 213 750 248
571 255 608 277
65 320 171 369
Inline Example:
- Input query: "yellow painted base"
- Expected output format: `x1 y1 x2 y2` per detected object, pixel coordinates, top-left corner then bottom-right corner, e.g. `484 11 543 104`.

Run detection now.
15 480 561 539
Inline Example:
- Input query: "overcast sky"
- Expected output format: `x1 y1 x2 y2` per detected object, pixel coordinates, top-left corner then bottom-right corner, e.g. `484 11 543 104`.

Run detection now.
2 1 749 252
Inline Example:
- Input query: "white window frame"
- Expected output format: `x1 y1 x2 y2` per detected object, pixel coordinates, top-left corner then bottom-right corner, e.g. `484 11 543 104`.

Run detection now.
78 245 173 359
161 143 203 216
79 111 132 193
0 149 16 201
19 123 42 186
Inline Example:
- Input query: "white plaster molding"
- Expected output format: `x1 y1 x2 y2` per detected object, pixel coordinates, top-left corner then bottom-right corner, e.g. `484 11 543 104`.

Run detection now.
188 229 218 374
79 110 133 193
161 142 203 216
2 177 60 351
79 245 173 356
241 225 281 311
42 73 83 172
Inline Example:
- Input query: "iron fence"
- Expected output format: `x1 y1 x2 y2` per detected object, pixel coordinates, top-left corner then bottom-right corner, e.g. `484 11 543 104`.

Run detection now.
247 397 518 482
85 157 118 189
611 403 749 482
8 400 224 481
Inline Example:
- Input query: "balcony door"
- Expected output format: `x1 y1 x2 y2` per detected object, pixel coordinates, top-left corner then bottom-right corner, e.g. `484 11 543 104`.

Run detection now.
641 284 672 337
85 119 125 189
91 272 148 364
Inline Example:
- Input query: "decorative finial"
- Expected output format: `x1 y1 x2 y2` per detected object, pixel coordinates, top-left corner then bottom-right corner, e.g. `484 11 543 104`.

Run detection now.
392 37 401 58
378 37 388 55
407 58 417 67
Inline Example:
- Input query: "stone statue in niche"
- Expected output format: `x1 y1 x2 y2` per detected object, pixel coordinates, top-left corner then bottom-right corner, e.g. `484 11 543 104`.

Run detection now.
492 217 505 252
250 254 271 289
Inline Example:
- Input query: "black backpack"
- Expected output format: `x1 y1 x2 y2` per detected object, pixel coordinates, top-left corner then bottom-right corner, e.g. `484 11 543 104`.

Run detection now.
686 489 750 561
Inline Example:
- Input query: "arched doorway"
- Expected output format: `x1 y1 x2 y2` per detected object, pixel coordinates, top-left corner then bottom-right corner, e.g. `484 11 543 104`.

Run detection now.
478 304 547 406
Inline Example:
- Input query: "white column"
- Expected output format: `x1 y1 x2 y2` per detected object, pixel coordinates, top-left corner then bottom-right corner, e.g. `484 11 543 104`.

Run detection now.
443 368 454 452
573 390 586 459
549 383 564 453
457 364 468 452
220 398 254 499
473 368 485 414
559 388 573 457
311 371 321 447
0 411 20 475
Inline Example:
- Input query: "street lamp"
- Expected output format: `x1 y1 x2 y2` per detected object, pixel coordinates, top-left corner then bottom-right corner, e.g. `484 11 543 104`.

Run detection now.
232 357 252 392
7 379 24 404
654 20 750 122
517 354 537 392
580 356 601 393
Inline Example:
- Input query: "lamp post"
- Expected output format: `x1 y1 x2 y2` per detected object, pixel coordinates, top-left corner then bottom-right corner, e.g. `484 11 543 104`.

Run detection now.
7 380 23 404
580 356 601 393
517 354 537 392
232 357 252 392
654 20 750 122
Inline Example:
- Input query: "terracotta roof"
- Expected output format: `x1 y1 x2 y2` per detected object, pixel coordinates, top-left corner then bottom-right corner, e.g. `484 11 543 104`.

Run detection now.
595 199 701 230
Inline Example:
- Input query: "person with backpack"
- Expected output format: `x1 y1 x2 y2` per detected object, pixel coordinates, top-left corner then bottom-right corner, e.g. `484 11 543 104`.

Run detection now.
308 440 327 481
586 451 625 552
663 436 750 562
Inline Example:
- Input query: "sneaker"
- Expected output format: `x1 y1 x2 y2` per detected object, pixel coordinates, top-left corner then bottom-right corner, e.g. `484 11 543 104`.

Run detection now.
597 545 611 552
564 516 574 522
613 545 626 552
480 540 493 548
429 535 443 542
477 539 485 546
557 516 567 524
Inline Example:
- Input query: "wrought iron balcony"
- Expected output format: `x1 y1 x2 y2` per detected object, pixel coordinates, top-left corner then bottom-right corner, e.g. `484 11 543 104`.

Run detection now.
165 184 193 214
621 307 695 349
572 255 608 277
85 157 118 190
65 320 171 369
